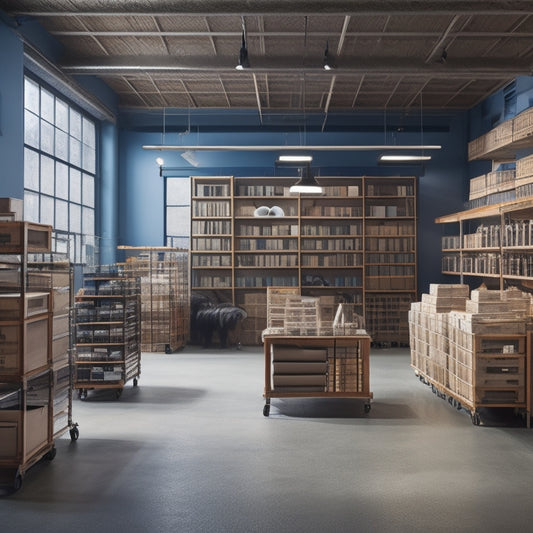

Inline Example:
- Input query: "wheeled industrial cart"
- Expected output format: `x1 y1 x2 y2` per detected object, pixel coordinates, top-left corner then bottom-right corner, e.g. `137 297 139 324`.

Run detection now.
263 334 373 417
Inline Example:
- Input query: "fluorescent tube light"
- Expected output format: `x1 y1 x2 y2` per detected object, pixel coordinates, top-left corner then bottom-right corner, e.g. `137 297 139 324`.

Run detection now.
379 154 432 162
278 155 313 162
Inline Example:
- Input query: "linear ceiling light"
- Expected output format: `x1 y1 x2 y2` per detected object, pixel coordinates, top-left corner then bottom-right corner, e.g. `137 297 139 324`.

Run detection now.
379 154 432 162
143 144 441 152
289 165 323 194
278 155 313 162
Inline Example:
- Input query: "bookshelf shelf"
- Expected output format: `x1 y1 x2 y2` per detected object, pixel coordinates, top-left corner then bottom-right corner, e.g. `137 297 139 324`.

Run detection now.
191 175 417 345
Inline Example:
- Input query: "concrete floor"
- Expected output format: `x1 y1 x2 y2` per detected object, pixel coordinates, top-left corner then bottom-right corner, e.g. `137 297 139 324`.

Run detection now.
2 345 533 532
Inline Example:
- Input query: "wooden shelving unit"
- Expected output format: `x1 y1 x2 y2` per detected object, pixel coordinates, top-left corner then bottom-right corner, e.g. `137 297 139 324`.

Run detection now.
262 334 373 416
436 197 533 289
191 176 417 345
0 220 78 492
118 246 190 353
467 106 533 162
73 271 141 400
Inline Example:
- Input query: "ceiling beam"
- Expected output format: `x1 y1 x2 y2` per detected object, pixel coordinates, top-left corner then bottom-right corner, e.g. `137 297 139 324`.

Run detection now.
49 30 533 39
10 1 533 17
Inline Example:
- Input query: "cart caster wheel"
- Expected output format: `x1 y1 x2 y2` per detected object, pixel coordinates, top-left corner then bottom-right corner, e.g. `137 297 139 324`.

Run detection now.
263 404 270 417
133 378 138 387
115 389 122 399
471 411 481 426
13 473 22 492
45 447 57 461
69 426 80 441
364 403 371 414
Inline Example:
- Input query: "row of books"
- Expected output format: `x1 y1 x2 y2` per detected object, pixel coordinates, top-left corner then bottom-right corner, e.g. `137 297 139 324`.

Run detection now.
192 219 232 235
193 200 231 217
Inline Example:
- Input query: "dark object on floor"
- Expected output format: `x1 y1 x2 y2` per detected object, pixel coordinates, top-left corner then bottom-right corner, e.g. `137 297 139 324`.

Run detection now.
191 296 247 348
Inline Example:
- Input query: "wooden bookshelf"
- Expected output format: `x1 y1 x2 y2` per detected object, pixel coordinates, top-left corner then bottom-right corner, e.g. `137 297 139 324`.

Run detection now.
190 176 418 345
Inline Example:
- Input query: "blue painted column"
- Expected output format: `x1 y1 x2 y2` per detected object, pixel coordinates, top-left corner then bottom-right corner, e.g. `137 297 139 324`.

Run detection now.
0 23 24 200
99 120 119 264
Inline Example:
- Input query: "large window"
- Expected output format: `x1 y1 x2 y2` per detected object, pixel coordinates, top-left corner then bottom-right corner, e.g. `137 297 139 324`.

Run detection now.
23 76 97 264
166 177 190 249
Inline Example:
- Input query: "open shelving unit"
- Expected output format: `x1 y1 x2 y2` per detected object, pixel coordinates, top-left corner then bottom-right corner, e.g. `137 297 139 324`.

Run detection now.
0 219 78 492
73 270 141 400
191 175 417 345
118 246 190 353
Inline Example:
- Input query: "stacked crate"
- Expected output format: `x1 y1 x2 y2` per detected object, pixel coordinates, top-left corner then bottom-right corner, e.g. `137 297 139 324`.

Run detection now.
447 288 530 406
410 285 531 414
409 284 469 386
515 153 533 198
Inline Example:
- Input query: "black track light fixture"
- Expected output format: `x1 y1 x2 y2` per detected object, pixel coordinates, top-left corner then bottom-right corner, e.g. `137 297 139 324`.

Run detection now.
323 41 333 70
236 30 250 70
289 164 323 194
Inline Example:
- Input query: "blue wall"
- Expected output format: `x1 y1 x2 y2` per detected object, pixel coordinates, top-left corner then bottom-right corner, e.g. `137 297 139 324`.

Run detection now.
117 110 469 295
0 23 24 200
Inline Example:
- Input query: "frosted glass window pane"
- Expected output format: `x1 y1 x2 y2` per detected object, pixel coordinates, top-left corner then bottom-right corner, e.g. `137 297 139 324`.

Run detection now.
74 237 81 264
24 191 39 222
40 88 54 123
166 206 191 236
69 137 81 167
70 203 81 233
82 143 95 173
24 148 40 191
56 162 69 199
70 169 81 203
55 199 68 231
82 174 95 207
82 206 95 235
56 128 69 161
41 119 54 155
167 178 190 204
40 195 54 226
55 98 69 132
24 110 40 148
70 109 81 139
24 78 40 114
40 155 55 195
82 117 96 148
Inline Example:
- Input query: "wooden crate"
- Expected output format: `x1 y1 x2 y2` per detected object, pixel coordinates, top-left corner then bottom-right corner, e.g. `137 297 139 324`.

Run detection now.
0 292 49 320
0 317 50 375
512 106 533 142
0 406 49 462
0 198 23 221
0 222 51 253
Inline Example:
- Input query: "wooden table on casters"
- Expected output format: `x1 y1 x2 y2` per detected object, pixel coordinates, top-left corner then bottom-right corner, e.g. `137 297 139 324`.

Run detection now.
262 334 373 416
